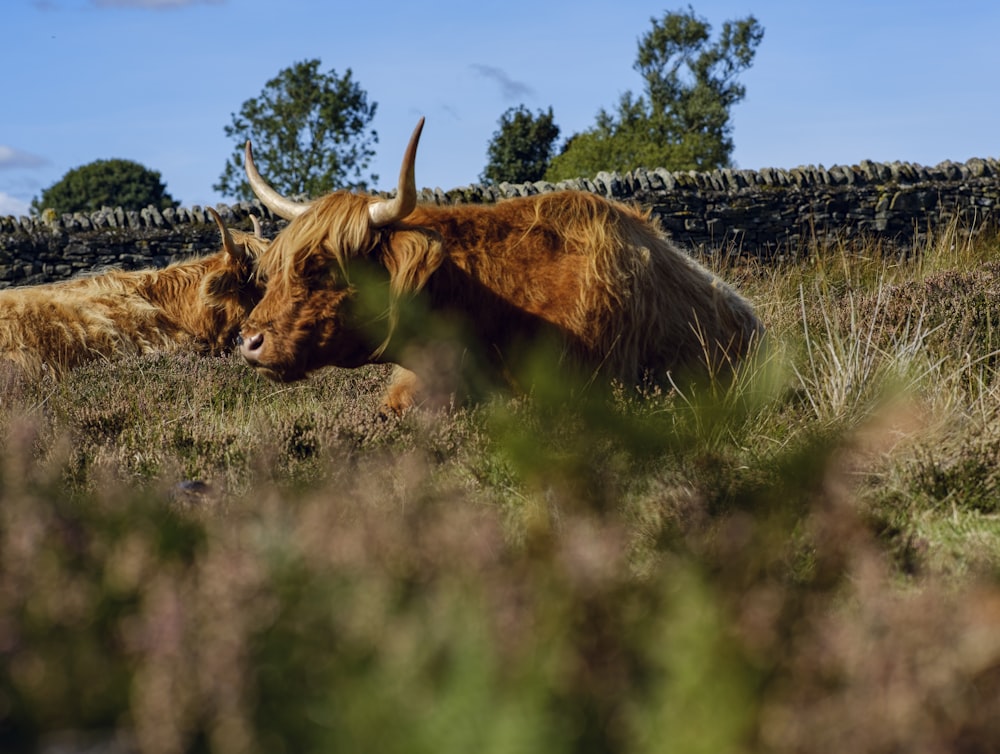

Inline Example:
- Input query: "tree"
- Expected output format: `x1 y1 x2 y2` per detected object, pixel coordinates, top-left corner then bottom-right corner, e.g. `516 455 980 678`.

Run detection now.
546 6 763 181
31 159 177 216
481 106 560 184
215 59 378 201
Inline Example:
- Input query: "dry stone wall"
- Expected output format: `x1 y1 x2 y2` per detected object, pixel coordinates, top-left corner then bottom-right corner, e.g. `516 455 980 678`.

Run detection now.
0 204 272 288
1 156 997 287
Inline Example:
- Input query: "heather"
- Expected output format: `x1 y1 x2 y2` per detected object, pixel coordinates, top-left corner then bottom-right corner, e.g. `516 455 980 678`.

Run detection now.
3 223 1000 753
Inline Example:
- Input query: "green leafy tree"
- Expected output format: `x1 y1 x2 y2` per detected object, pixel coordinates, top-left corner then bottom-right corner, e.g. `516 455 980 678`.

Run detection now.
547 6 764 181
216 59 378 201
481 105 560 184
31 159 178 215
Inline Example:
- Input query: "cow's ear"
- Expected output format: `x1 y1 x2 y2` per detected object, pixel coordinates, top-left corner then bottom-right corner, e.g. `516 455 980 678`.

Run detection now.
381 228 444 296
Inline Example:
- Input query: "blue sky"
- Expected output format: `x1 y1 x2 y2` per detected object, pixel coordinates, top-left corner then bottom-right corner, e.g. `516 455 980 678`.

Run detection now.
3 0 998 216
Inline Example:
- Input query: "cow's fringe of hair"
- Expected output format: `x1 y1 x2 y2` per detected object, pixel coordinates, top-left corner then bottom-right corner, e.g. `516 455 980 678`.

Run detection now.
259 193 428 360
260 193 374 287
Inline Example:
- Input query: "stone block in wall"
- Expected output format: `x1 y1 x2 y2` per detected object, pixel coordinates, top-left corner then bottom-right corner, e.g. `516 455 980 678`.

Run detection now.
858 160 884 182
824 168 842 185
592 171 623 198
141 207 163 228
652 168 676 190
889 189 933 213
757 167 780 186
966 158 992 178
630 170 652 193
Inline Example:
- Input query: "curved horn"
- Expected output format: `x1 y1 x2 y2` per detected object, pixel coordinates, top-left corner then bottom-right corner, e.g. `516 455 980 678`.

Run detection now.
244 140 309 221
207 207 247 263
368 117 424 228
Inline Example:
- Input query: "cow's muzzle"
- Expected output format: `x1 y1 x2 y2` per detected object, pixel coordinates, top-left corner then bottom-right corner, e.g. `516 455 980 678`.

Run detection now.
238 331 265 365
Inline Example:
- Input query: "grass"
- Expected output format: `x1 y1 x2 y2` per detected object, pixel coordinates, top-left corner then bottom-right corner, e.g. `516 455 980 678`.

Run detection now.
3 222 1000 752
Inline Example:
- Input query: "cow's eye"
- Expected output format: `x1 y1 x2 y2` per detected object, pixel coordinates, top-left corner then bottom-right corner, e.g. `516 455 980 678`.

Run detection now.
296 252 333 279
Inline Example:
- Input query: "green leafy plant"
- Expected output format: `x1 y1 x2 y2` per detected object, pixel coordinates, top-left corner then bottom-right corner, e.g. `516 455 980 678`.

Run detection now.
547 7 764 180
216 58 378 200
31 159 178 215
481 105 561 185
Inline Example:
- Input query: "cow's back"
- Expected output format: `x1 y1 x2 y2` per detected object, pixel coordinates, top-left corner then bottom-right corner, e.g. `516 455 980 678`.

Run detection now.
0 284 172 376
408 192 761 383
0 261 229 377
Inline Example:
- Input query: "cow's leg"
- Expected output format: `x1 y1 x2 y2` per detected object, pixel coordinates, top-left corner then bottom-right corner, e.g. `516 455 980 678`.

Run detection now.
381 365 421 415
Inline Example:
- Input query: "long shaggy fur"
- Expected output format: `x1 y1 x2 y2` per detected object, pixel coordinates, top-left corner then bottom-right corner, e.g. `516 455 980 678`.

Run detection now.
0 225 267 378
246 190 762 407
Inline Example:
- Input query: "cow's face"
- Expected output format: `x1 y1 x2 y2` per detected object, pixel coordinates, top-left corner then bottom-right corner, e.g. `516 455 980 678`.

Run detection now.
237 119 438 382
237 192 444 381
238 197 380 380
197 209 269 351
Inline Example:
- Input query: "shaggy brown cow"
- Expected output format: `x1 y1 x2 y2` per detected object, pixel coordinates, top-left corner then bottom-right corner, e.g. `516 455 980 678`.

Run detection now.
238 118 763 412
0 209 267 378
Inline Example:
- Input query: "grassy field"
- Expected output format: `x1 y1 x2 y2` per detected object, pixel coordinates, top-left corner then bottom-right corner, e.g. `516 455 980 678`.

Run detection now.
3 222 1000 753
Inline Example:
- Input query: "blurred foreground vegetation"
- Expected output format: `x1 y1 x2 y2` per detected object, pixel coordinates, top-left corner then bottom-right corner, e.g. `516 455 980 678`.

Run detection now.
3 223 1000 753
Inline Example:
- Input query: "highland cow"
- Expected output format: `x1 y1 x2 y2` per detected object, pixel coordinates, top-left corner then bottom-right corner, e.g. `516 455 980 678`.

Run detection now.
238 118 763 412
0 209 267 378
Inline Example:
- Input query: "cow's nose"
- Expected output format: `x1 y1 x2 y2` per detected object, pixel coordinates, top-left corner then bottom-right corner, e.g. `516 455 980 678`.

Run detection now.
239 331 264 363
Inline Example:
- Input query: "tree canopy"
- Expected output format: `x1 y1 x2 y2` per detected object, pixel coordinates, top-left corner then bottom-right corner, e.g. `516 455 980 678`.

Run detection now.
31 159 178 216
546 6 764 181
480 106 560 185
215 59 378 201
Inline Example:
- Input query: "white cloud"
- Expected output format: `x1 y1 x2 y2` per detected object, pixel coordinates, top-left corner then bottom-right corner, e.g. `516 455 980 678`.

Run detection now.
0 146 48 170
470 64 535 102
91 0 223 8
0 192 31 218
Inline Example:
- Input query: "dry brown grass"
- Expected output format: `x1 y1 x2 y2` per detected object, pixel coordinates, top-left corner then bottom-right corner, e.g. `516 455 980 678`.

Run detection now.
3 224 1000 753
